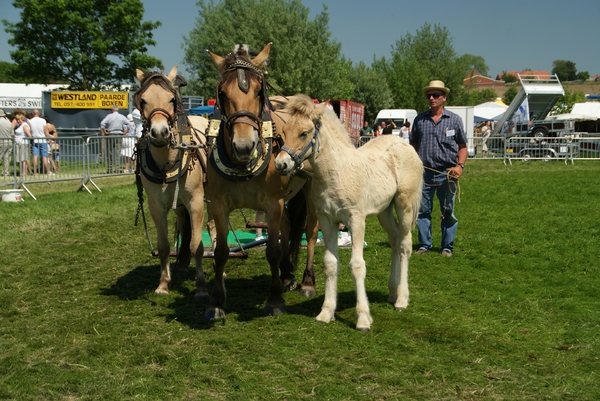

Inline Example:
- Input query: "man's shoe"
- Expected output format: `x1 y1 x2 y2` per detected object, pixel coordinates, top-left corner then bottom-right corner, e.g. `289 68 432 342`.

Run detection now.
415 248 428 255
441 250 452 257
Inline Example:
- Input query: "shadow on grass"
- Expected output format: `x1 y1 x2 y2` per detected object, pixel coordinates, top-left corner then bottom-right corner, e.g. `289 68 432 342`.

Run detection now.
101 265 389 330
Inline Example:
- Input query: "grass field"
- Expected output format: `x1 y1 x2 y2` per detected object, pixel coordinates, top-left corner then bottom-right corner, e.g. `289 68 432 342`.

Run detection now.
1 161 599 400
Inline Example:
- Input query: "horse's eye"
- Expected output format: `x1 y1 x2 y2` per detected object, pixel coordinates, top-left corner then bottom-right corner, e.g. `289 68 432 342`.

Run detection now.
140 99 146 107
170 97 176 105
300 131 308 138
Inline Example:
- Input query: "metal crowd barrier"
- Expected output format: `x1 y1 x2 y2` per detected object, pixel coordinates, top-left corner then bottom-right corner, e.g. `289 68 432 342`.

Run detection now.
0 134 136 200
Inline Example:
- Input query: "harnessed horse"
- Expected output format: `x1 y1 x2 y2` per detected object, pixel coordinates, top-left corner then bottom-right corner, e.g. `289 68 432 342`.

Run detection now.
134 66 209 299
203 43 317 321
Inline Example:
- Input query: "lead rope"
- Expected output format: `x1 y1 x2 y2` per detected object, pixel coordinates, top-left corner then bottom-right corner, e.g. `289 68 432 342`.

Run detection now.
134 157 155 254
423 166 461 220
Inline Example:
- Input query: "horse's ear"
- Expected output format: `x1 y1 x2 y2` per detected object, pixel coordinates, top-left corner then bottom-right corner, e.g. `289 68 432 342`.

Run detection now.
311 102 329 123
207 50 226 71
251 42 272 70
135 69 145 83
166 66 178 83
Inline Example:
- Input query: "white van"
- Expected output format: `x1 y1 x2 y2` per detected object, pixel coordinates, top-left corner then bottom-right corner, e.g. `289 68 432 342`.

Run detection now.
374 109 418 136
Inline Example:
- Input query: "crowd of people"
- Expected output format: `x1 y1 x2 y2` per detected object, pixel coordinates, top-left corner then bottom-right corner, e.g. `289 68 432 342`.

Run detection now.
0 108 59 177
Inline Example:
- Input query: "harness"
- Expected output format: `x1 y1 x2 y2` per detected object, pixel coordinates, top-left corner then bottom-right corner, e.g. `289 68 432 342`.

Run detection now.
206 54 277 181
133 73 206 186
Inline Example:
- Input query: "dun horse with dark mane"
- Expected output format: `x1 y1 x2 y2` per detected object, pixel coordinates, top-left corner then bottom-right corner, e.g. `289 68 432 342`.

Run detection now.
133 66 209 299
204 43 317 321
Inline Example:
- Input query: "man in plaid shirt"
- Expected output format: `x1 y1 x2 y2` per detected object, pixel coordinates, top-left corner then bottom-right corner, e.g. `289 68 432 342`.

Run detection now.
410 80 468 257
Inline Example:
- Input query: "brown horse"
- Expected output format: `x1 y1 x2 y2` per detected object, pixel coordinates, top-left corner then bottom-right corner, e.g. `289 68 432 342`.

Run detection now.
134 66 209 299
204 43 317 320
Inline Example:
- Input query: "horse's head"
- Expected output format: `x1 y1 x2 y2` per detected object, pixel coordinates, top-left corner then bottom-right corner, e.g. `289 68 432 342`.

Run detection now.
208 43 272 164
134 66 182 147
275 95 328 176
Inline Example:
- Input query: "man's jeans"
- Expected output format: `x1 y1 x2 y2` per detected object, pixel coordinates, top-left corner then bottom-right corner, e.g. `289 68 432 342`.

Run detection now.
416 169 458 252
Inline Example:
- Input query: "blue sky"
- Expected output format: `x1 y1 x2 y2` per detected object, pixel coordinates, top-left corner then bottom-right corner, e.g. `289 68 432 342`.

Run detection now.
1 0 599 79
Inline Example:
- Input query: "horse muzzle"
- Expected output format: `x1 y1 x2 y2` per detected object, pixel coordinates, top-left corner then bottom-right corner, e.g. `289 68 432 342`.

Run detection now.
274 152 295 176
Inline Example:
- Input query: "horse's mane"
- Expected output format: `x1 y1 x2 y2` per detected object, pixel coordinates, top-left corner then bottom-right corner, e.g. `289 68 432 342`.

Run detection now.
285 94 354 148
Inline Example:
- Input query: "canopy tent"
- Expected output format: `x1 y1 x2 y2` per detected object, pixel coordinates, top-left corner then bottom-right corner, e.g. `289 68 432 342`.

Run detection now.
547 103 600 121
189 105 215 116
473 101 508 122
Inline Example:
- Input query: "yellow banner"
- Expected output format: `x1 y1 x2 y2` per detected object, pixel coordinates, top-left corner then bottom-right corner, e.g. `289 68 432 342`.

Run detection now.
50 92 129 109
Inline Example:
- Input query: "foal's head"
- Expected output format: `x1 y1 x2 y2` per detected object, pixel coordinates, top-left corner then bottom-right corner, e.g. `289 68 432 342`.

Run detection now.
208 43 272 164
134 66 181 147
275 95 328 176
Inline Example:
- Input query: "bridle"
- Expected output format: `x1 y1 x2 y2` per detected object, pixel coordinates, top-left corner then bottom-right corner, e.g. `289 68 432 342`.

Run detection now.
133 72 198 150
281 120 321 172
206 52 277 181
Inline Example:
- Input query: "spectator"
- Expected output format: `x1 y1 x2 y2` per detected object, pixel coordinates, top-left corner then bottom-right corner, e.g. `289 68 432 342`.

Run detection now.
29 109 52 175
382 119 396 135
373 123 381 137
400 121 411 143
410 80 467 257
360 120 373 136
121 113 136 173
13 113 32 177
44 116 60 173
254 210 266 241
100 105 129 173
480 120 491 157
0 109 12 176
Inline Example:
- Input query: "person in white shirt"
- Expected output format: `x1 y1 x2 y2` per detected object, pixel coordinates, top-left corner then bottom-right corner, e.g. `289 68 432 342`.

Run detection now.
29 109 52 175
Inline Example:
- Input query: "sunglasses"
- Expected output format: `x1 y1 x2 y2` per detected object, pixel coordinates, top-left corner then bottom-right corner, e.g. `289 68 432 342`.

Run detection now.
426 92 444 99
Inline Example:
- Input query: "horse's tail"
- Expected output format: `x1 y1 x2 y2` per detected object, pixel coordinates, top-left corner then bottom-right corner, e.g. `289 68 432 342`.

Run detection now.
175 207 192 269
286 189 307 269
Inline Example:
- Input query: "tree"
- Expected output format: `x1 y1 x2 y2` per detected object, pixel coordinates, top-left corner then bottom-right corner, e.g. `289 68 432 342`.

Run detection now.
552 60 577 82
182 0 352 101
551 89 586 115
457 54 489 77
385 23 469 112
0 61 24 83
503 86 519 105
455 88 498 106
2 0 162 90
499 71 517 83
576 71 590 81
348 61 393 123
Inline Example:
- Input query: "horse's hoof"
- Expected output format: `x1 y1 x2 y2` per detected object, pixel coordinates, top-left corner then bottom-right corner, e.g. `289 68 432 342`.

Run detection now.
356 325 371 332
264 303 286 316
282 278 298 292
315 311 335 324
204 307 226 322
299 287 316 298
154 287 169 295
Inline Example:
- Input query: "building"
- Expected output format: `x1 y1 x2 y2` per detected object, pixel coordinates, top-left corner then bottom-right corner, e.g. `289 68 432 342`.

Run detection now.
464 69 505 88
495 70 550 81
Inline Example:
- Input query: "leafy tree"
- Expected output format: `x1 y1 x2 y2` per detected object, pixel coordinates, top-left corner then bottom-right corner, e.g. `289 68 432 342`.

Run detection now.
499 71 517 83
0 61 24 83
457 54 489 77
348 61 393 123
182 0 352 101
455 88 498 106
576 71 590 81
503 86 519 105
551 89 586 115
2 0 162 90
385 23 468 111
552 60 577 82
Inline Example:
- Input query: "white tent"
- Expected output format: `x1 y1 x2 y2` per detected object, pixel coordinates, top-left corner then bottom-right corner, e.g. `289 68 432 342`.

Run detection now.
548 103 600 121
473 101 508 121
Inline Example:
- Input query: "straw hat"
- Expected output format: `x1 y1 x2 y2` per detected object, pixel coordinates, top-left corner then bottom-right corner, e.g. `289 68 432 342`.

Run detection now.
422 80 450 95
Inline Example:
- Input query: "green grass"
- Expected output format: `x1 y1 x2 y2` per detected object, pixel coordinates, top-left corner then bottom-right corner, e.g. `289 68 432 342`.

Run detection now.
1 161 599 400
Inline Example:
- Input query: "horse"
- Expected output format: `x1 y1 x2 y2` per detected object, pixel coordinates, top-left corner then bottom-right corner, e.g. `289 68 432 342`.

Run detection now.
274 95 424 331
204 43 318 320
133 66 209 299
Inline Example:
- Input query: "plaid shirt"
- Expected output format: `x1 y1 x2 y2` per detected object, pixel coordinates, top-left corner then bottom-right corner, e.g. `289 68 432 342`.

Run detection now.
410 108 466 170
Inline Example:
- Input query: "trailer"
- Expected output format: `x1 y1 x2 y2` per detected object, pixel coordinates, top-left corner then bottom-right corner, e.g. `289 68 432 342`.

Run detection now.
329 100 364 143
489 74 576 160
446 106 476 157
